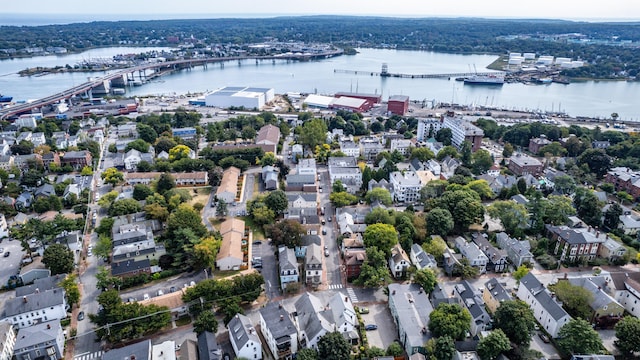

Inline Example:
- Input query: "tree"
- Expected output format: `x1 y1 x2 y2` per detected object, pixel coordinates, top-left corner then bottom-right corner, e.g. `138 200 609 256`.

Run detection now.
166 203 208 239
487 200 529 237
332 180 346 193
414 268 438 293
169 144 192 161
386 342 404 357
94 235 113 260
502 142 514 158
435 128 452 146
124 139 151 153
460 141 472 167
436 145 458 161
329 191 358 208
553 175 577 195
317 331 351 360
365 187 393 206
423 235 447 261
465 179 495 200
193 310 218 335
145 203 170 221
433 336 456 360
425 208 454 236
365 208 395 225
296 348 319 360
193 236 222 270
455 258 479 279
363 223 398 256
354 247 390 287
428 303 471 340
101 167 124 186
513 265 530 283
477 329 511 360
265 220 305 248
265 190 288 215
108 198 142 216
603 202 623 230
80 166 93 176
59 274 80 307
410 147 435 161
216 199 227 217
452 197 484 232
574 188 602 227
300 118 328 149
260 151 277 166
578 148 612 177
133 184 155 201
42 244 74 275
155 172 176 194
472 149 494 174
251 205 275 226
557 318 604 355
493 300 536 346
549 280 593 319
137 123 158 144
615 316 640 355
539 195 576 226
108 143 118 153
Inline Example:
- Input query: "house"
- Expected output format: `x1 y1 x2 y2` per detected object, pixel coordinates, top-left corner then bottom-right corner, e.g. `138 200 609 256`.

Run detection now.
262 165 278 190
111 259 152 278
598 237 627 261
495 232 533 267
344 249 366 280
304 244 323 286
4 288 67 329
116 123 139 139
0 214 8 239
482 278 512 314
516 273 571 338
389 244 411 279
390 171 422 203
259 303 298 360
112 228 154 247
0 155 13 171
60 150 92 169
291 144 303 161
564 276 624 325
228 314 262 360
179 339 199 360
609 272 640 318
123 149 154 171
217 166 241 204
546 225 606 262
618 214 640 236
294 293 334 350
256 124 281 154
359 137 384 161
279 246 299 290
528 136 551 154
287 193 317 209
0 321 15 360
13 154 43 170
542 168 568 191
390 139 413 156
454 237 488 274
477 173 517 193
508 153 543 176
217 218 245 271
34 183 55 199
12 321 64 360
410 243 437 270
336 207 368 237
124 171 208 187
388 283 433 356
16 274 67 297
340 140 360 157
112 240 166 264
328 157 362 194
605 167 640 199
138 286 193 320
103 340 152 360
368 179 394 198
198 331 222 360
443 244 463 277
285 174 316 192
472 233 508 272
152 341 177 360
453 281 491 336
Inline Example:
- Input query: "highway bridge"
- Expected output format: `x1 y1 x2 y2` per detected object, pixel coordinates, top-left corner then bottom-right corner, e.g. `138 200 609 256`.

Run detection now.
0 50 343 120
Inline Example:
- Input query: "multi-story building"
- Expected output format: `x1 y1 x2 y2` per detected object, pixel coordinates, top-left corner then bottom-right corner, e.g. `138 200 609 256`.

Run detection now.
546 225 606 262
172 127 197 140
111 259 152 279
390 170 422 203
279 246 299 290
359 137 384 161
517 273 571 338
4 288 67 329
259 303 298 360
339 140 360 157
61 150 92 169
12 321 64 360
304 244 323 286
605 167 640 199
217 218 245 271
416 118 443 142
328 157 362 194
256 124 281 154
228 314 262 360
216 167 241 204
390 139 413 156
388 243 410 279
453 281 491 336
388 283 432 356
528 136 552 154
388 95 409 115
442 116 484 151
472 233 508 272
496 232 533 267
112 240 166 264
508 153 543 176
0 321 16 360
410 243 437 270
454 237 488 274
482 278 512 314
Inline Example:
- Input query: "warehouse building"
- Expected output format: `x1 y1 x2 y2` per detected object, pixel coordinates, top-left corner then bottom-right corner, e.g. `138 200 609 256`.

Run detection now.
388 95 410 115
205 86 275 110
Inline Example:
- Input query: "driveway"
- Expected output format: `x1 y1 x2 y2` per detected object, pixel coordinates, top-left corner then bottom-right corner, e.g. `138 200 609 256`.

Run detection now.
359 304 397 351
529 331 561 360
0 239 24 287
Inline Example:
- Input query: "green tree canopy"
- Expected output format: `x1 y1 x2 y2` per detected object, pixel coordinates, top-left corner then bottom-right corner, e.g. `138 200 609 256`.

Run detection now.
266 220 305 248
472 149 494 175
428 303 472 340
425 208 454 236
413 268 438 293
193 310 218 335
422 235 447 261
487 200 529 237
477 329 511 360
101 167 124 186
329 191 358 208
557 318 604 355
363 223 398 256
549 280 594 320
299 118 328 149
155 172 176 194
493 300 536 346
365 187 393 206
433 335 456 360
265 190 288 215
364 207 396 225
42 244 74 275
317 331 351 360
614 316 640 355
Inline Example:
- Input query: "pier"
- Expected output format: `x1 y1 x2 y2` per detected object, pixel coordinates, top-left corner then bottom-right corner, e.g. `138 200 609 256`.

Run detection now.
334 68 501 79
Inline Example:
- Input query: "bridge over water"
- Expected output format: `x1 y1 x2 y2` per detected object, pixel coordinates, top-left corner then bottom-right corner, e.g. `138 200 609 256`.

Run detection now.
0 50 343 120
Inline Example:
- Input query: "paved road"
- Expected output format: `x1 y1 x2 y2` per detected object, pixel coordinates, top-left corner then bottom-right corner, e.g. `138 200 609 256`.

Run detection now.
317 165 343 289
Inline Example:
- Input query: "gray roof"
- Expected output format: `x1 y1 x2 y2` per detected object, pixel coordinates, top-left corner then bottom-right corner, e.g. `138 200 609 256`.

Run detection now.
567 277 619 312
301 235 322 247
279 247 297 273
259 303 297 341
286 193 317 203
16 273 66 297
286 174 316 185
455 237 488 262
411 244 437 269
454 281 488 320
5 288 65 316
484 278 512 303
520 273 570 320
328 156 358 167
545 225 606 245
14 320 61 350
294 293 333 342
388 283 432 349
111 259 151 276
511 194 529 205
306 244 323 266
103 339 152 360
198 331 222 360
472 234 507 263
228 314 259 350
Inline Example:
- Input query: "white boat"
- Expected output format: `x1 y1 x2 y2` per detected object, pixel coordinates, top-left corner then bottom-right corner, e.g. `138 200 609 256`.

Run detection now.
464 74 505 85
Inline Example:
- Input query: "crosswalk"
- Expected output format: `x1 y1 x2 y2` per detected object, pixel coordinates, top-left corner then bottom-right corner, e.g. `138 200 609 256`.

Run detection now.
328 284 343 289
74 351 103 360
346 287 359 303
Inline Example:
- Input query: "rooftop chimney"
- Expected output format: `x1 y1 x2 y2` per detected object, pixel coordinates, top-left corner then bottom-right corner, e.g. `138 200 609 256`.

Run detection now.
280 315 284 321
23 296 27 303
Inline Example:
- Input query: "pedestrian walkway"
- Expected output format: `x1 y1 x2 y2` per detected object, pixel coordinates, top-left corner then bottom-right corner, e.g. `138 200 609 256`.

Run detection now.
74 351 103 360
328 284 343 289
346 287 359 303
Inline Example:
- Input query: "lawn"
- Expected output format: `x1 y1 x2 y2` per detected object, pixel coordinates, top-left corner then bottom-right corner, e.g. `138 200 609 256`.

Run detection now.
189 186 212 208
240 215 266 240
175 316 191 327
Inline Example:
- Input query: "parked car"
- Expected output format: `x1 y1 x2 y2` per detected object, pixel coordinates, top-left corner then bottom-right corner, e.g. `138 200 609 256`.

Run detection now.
364 324 378 331
143 293 150 300
77 311 85 321
169 286 177 293
538 333 550 343
322 229 327 235
358 307 370 314
324 250 330 257
157 290 164 296
3 251 9 258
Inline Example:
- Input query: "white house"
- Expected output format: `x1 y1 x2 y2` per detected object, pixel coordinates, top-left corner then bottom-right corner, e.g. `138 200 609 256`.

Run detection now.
279 246 299 290
3 288 67 329
340 140 361 157
228 314 262 360
305 244 323 286
454 237 488 274
410 244 437 270
294 293 358 350
0 321 16 360
390 139 413 156
516 273 571 338
259 303 298 360
0 214 9 239
388 244 411 279
390 170 422 203
328 157 362 194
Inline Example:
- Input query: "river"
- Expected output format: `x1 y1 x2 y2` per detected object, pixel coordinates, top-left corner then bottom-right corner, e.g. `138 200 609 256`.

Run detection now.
1 47 639 121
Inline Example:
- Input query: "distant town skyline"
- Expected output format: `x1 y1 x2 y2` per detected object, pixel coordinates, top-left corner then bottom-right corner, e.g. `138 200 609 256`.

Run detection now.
2 0 638 23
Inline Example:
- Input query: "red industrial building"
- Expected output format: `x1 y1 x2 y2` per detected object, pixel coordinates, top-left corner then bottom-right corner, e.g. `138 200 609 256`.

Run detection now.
335 92 382 104
329 96 373 112
387 95 409 115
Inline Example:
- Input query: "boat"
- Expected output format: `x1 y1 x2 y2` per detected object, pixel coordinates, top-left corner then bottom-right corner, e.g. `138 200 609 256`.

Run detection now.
0 95 13 103
463 74 504 85
533 77 553 84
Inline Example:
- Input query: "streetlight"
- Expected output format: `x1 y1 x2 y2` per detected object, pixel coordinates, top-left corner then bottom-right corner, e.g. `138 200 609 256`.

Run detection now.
203 268 208 280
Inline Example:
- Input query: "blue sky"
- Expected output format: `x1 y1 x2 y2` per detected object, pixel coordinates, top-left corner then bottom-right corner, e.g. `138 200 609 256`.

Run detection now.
3 0 638 21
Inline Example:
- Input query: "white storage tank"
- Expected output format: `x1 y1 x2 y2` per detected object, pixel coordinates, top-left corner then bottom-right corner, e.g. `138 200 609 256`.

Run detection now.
555 57 572 65
523 53 536 60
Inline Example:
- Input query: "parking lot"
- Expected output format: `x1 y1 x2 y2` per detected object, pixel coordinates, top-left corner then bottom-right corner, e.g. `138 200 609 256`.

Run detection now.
529 330 561 359
358 303 397 351
0 239 26 287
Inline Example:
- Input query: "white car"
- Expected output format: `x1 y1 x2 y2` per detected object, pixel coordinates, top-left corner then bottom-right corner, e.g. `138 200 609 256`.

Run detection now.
143 293 150 300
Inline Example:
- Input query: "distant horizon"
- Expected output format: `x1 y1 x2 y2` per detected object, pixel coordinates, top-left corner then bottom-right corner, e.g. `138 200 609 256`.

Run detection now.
0 13 639 26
